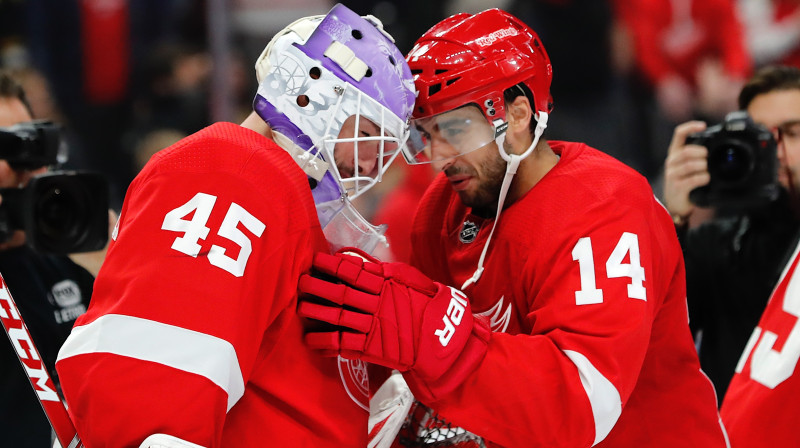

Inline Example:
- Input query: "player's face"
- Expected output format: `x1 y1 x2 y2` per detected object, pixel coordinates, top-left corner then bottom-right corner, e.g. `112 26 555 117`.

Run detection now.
333 115 397 180
747 89 800 190
433 138 506 215
0 97 45 188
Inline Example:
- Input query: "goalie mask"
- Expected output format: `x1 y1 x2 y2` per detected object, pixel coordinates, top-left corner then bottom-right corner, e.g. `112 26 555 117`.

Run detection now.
254 3 415 199
253 4 415 253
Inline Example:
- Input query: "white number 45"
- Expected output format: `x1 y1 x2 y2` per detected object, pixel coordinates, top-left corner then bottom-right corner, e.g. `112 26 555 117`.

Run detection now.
571 232 646 305
162 192 265 277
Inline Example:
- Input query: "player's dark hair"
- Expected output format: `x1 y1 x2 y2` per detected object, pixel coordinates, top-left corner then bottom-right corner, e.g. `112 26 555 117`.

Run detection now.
739 65 800 110
0 70 35 118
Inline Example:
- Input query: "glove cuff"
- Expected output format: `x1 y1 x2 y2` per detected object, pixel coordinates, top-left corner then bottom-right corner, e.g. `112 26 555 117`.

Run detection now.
405 316 491 403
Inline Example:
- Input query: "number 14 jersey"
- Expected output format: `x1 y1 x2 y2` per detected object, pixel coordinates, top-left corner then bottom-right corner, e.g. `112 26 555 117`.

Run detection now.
409 141 729 447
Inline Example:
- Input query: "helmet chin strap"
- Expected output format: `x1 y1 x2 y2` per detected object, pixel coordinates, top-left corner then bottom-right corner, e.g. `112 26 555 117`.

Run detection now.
271 130 330 182
461 111 549 291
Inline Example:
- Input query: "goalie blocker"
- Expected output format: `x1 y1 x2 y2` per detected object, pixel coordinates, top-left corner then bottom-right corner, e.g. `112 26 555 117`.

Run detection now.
298 248 491 403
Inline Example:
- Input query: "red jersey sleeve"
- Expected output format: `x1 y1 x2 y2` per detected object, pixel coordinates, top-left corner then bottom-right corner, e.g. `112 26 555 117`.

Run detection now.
55 124 367 447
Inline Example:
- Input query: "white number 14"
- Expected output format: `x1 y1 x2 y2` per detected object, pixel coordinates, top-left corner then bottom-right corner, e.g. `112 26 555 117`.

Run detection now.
161 192 266 277
571 232 646 305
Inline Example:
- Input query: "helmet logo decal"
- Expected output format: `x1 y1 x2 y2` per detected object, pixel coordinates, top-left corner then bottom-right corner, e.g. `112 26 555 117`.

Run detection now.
474 27 519 47
459 220 480 243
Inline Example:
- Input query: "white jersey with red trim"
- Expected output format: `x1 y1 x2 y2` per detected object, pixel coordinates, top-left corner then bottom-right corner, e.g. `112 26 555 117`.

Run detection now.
721 237 800 447
56 122 369 447
409 141 728 447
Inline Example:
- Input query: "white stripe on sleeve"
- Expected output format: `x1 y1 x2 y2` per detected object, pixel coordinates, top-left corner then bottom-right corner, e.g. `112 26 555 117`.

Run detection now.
57 314 245 411
563 350 622 446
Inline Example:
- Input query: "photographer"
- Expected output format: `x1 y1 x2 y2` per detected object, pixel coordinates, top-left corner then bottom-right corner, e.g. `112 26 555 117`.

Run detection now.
663 64 800 404
0 70 106 447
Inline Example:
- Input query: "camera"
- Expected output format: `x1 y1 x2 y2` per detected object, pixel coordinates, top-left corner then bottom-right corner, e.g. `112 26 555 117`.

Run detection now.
0 121 109 254
686 110 779 209
0 120 66 169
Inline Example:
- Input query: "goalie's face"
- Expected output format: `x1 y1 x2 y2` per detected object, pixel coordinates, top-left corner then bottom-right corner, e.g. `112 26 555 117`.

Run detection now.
333 114 400 187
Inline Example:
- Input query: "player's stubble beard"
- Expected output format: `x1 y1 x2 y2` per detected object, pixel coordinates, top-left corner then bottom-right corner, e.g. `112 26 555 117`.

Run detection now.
446 148 506 218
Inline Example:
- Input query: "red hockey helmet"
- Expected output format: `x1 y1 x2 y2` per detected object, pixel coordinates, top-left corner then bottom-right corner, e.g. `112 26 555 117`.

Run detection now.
403 9 553 163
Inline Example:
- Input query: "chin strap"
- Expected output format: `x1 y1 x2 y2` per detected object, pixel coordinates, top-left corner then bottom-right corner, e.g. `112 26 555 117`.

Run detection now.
461 112 549 291
271 131 329 183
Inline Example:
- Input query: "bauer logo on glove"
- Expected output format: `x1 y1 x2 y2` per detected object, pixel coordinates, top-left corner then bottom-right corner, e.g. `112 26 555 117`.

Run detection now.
436 288 468 346
297 247 491 402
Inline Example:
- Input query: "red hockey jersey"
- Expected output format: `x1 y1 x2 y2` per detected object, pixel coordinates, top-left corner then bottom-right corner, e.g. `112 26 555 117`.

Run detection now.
720 239 800 447
56 123 369 447
409 141 728 447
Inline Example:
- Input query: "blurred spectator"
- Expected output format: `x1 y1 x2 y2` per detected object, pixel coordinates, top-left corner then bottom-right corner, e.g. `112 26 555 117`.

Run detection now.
6 0 209 209
738 0 800 69
662 65 800 403
123 43 212 152
0 70 95 448
618 0 752 183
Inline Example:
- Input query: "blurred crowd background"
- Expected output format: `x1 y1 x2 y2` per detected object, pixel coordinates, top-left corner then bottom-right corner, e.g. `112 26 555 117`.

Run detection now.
0 0 798 227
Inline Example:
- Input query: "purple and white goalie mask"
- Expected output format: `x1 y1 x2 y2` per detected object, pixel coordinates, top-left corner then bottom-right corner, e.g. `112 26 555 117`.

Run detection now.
253 3 416 253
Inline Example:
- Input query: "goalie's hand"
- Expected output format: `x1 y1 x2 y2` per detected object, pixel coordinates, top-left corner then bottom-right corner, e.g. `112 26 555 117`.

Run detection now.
298 248 490 402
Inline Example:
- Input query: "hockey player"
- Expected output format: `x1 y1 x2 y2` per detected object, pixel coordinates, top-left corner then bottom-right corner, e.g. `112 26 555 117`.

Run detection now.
717 67 800 447
721 233 800 447
54 4 415 448
297 8 730 447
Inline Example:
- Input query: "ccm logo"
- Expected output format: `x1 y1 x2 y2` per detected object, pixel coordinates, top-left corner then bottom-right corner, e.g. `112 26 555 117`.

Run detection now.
0 283 60 402
434 287 468 346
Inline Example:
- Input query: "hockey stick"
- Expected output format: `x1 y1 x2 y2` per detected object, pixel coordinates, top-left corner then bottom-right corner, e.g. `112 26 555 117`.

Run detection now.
0 272 84 448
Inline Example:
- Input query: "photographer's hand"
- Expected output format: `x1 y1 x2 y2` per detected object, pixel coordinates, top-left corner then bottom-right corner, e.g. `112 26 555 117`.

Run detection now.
664 121 710 226
68 209 117 277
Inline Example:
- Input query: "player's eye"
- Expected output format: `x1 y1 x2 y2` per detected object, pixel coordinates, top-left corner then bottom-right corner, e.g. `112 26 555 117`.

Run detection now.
415 126 431 141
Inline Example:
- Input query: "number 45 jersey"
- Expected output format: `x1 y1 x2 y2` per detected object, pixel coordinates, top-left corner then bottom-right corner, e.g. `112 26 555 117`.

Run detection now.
721 238 800 447
55 122 369 447
409 141 729 447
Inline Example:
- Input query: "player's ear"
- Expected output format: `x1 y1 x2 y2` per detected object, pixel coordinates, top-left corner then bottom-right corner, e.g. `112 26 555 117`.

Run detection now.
507 95 532 134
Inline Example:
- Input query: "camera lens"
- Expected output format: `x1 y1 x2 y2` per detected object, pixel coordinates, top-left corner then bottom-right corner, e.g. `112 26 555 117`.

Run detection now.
708 142 753 185
35 182 89 244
